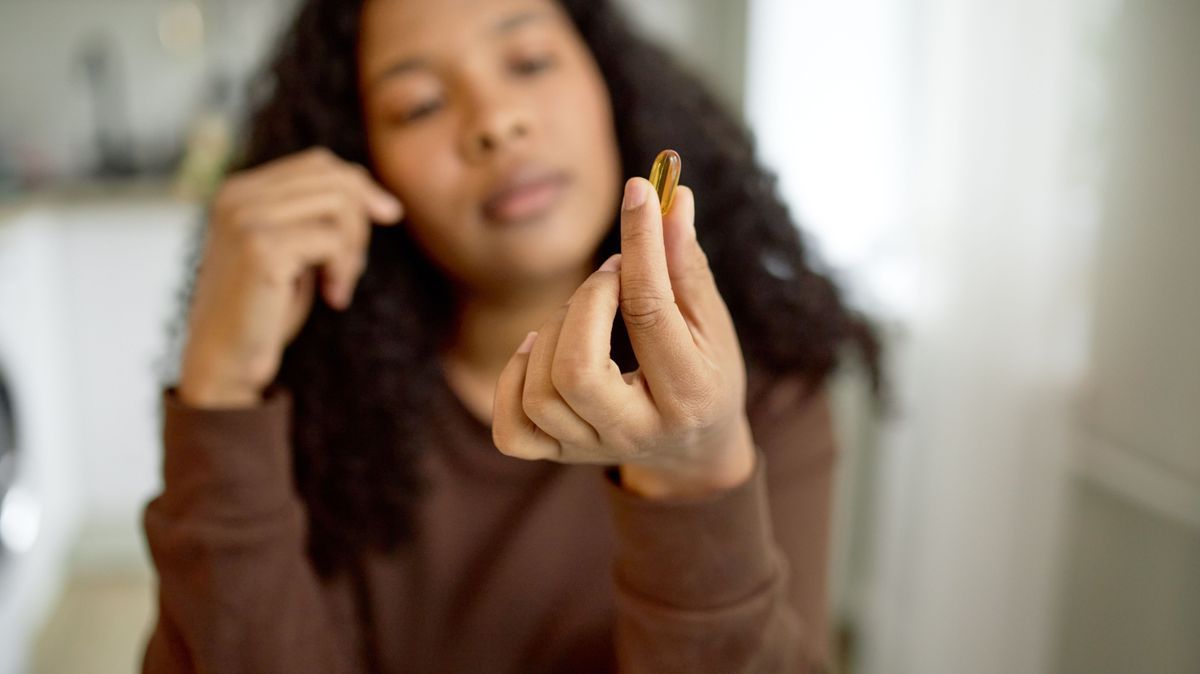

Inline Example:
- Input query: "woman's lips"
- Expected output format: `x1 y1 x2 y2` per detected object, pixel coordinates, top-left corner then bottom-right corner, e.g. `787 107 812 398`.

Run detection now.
482 171 571 224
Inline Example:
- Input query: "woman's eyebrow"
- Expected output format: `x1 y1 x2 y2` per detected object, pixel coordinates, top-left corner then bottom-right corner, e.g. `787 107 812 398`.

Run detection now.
369 10 550 90
493 9 549 35
371 57 432 89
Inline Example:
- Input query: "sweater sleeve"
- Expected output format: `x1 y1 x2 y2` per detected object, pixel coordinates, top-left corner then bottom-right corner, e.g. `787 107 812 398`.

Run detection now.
141 387 363 674
604 377 836 673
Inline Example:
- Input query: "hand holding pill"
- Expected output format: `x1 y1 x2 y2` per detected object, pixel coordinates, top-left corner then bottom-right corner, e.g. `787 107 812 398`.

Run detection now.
492 150 755 498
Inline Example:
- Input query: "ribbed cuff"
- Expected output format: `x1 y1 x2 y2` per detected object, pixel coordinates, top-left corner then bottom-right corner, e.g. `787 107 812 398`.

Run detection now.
605 448 779 610
159 385 296 520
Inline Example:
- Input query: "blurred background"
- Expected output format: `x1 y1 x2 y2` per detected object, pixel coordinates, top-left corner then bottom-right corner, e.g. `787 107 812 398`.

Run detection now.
0 0 1196 672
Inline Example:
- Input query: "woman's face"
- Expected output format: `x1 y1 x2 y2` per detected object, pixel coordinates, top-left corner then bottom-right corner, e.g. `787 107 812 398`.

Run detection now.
358 0 622 295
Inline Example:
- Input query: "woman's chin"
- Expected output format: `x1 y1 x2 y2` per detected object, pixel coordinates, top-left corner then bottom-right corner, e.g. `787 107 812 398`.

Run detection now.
484 246 595 291
492 233 600 277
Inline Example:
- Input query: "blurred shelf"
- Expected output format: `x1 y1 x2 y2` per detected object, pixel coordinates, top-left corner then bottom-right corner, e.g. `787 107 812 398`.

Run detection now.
0 179 192 222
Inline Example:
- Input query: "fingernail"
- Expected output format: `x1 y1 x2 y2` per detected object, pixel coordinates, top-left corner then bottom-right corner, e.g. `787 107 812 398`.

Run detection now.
516 331 538 354
622 178 647 210
329 280 350 309
599 253 622 273
376 193 403 221
326 281 346 310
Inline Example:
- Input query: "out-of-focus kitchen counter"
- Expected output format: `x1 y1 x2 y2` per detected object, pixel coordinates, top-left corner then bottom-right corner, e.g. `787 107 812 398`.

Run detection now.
6 181 203 568
0 179 195 221
0 182 201 671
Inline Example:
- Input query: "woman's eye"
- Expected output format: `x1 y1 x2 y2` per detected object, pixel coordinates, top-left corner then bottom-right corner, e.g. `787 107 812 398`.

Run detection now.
511 56 556 77
395 99 443 124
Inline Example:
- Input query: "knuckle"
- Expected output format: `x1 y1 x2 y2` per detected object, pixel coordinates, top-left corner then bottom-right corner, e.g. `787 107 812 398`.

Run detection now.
608 436 645 461
494 417 546 460
675 405 709 431
348 233 370 261
491 426 514 455
345 251 367 277
680 247 714 282
493 436 523 459
244 353 282 390
574 274 614 302
331 189 354 215
212 185 245 224
350 165 382 197
225 204 254 230
550 358 594 397
673 384 720 429
307 146 335 163
330 164 356 187
347 163 373 185
622 224 657 246
242 231 276 268
520 390 556 423
619 295 670 331
340 258 365 287
687 245 713 275
212 183 235 213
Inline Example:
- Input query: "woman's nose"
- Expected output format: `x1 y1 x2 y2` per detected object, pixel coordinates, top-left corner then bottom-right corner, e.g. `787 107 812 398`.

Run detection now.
461 89 531 161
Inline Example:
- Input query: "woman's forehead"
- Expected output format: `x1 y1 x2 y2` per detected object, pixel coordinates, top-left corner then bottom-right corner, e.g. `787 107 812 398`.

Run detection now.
358 0 566 80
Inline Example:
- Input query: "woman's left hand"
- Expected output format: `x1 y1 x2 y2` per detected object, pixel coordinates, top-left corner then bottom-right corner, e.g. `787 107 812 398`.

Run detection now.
492 177 755 499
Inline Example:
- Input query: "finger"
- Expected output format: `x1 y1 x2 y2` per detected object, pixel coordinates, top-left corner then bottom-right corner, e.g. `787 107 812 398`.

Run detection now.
322 240 367 310
236 189 361 231
493 332 561 460
249 221 343 287
346 164 405 224
554 254 644 430
523 302 600 452
236 174 379 290
240 189 369 263
292 150 401 223
249 219 360 310
248 170 403 227
236 149 403 225
231 147 340 194
661 186 724 328
618 177 706 400
235 191 368 306
663 185 698 284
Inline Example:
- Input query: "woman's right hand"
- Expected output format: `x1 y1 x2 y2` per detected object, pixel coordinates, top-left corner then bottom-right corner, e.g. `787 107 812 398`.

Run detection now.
177 147 404 408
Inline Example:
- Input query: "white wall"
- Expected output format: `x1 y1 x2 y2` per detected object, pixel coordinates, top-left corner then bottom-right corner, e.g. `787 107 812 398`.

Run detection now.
1055 1 1200 671
742 0 1200 672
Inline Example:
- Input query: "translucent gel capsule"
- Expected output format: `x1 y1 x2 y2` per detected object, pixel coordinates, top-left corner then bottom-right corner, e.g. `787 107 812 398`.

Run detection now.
648 149 681 215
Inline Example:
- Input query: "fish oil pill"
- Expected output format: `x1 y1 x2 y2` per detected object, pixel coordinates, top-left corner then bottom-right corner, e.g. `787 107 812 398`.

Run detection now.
648 149 681 215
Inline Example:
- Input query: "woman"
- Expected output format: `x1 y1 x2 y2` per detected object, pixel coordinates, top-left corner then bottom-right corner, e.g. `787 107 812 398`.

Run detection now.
144 0 880 672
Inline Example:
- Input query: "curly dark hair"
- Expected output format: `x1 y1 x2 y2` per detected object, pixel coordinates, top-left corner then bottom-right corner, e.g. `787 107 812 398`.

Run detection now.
184 0 882 577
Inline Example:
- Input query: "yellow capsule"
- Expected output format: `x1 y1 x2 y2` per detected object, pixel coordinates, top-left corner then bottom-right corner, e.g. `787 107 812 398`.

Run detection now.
648 149 681 215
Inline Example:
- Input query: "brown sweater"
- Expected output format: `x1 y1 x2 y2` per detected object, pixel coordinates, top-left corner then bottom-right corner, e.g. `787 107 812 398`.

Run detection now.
141 367 837 673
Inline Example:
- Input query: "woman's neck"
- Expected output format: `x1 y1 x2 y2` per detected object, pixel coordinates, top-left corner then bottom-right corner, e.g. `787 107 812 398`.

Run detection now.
441 264 593 421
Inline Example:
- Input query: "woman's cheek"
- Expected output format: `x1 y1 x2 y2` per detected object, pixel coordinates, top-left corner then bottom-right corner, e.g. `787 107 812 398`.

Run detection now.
369 133 428 199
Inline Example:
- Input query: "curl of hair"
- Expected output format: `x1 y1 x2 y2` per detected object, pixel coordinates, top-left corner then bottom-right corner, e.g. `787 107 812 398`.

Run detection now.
182 0 882 577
